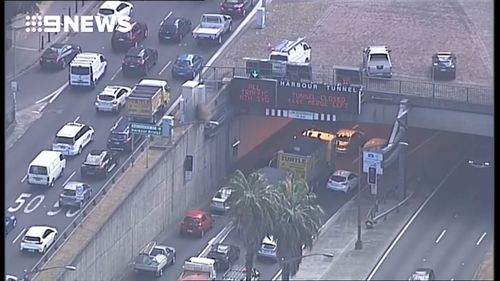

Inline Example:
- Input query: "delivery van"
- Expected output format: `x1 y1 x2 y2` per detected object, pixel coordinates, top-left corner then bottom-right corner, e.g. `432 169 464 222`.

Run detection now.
27 150 66 187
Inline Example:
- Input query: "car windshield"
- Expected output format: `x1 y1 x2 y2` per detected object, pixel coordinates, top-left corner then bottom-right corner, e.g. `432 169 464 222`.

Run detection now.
150 248 165 256
98 94 115 101
226 0 244 3
55 136 74 145
270 54 288 61
330 175 346 182
262 243 276 250
175 59 191 67
162 24 177 32
29 165 48 175
99 8 115 15
110 132 127 140
23 236 41 243
336 134 351 142
71 66 90 75
369 54 388 61
44 47 62 55
437 55 452 62
62 189 77 196
184 217 200 225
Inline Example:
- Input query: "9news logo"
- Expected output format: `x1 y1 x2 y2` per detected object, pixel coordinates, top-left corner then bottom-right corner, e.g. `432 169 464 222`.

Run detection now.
25 15 132 33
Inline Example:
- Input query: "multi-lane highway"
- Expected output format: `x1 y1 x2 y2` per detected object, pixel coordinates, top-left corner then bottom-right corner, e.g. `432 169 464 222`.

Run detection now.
369 138 494 281
120 119 439 281
4 1 252 277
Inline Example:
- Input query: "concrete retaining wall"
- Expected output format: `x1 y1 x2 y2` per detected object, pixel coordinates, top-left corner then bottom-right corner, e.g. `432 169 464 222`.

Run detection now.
59 122 231 281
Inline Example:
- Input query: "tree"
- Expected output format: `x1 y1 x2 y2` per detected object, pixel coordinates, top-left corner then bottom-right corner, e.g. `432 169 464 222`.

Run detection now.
228 169 280 281
271 177 324 281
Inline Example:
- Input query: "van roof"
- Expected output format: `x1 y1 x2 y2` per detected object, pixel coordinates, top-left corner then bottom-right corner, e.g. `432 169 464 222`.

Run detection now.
56 122 85 138
30 150 62 166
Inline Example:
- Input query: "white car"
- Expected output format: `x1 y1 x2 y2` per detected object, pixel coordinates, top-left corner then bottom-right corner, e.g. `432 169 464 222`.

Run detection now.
6 275 19 281
53 122 95 156
209 186 232 213
95 85 132 112
326 170 359 193
20 226 58 253
257 236 278 261
97 1 133 19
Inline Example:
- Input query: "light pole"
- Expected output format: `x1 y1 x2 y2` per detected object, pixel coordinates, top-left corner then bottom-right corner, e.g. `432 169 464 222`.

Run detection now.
355 144 363 250
281 253 334 281
399 141 409 199
23 265 76 281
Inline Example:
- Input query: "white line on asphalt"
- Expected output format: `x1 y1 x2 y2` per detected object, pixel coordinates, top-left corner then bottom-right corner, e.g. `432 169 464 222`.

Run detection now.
62 171 76 187
435 229 447 244
409 131 441 154
352 124 360 130
476 232 487 246
36 82 69 104
111 66 122 81
21 175 27 183
15 46 39 52
74 116 80 123
158 61 171 75
366 155 465 280
48 82 69 104
450 278 454 280
13 228 27 244
163 11 172 20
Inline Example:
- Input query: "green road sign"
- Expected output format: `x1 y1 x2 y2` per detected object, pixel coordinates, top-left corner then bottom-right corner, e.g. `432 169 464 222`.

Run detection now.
130 122 163 136
250 69 260 79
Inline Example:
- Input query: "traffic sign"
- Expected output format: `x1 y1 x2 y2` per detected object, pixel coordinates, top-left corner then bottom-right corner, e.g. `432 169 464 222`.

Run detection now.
250 70 260 79
130 122 163 136
363 151 383 174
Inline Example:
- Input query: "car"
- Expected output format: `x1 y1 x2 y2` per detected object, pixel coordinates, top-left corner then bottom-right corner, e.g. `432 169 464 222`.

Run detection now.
95 85 132 112
5 216 17 235
158 15 192 42
335 129 364 154
52 122 94 156
172 53 204 80
467 139 493 168
81 149 119 178
122 47 158 76
257 236 277 261
20 226 58 253
210 186 232 213
111 21 148 52
39 43 82 70
409 268 435 281
363 45 393 78
220 0 255 18
107 117 144 152
180 210 214 237
326 170 359 192
59 181 93 208
432 52 456 80
97 1 133 19
207 243 241 272
5 275 19 281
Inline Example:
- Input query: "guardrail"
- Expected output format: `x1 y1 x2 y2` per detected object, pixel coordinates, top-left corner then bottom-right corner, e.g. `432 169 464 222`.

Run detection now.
365 189 415 229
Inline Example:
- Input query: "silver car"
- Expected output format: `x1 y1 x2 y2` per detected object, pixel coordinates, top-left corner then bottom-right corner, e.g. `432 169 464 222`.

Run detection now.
59 181 92 208
326 170 359 193
363 45 393 78
210 187 232 213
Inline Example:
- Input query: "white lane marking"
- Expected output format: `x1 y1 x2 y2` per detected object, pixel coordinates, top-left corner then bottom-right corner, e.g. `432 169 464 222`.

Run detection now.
47 201 63 216
24 195 45 214
32 102 48 114
435 229 447 244
74 116 80 123
62 171 76 186
158 61 171 75
450 278 454 280
16 46 39 52
163 11 172 21
13 228 27 244
36 82 69 104
111 66 122 81
409 131 441 154
476 232 487 246
21 175 27 183
352 124 360 130
48 81 69 104
366 155 465 280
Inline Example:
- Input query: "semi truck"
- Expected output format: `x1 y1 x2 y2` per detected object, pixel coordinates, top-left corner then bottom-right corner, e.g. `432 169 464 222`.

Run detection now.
178 257 216 281
127 79 171 124
132 241 176 277
192 14 233 45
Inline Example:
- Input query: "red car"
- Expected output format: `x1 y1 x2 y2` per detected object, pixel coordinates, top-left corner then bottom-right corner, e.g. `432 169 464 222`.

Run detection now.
111 21 148 52
180 210 214 237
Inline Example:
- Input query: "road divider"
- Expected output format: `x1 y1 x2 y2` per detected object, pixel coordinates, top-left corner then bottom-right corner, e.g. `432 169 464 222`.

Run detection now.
35 82 69 105
110 66 122 81
476 232 487 246
158 61 171 75
435 229 447 244
12 227 27 244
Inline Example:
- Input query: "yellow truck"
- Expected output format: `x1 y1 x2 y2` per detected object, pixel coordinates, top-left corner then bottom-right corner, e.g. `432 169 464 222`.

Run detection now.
127 79 171 124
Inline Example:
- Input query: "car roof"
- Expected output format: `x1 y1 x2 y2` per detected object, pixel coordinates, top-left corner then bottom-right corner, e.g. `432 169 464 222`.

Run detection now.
100 86 122 97
100 1 127 10
185 210 206 218
177 53 195 61
50 43 66 48
63 181 86 190
333 170 353 177
31 150 63 166
111 117 129 132
262 236 276 245
25 226 55 237
56 122 85 138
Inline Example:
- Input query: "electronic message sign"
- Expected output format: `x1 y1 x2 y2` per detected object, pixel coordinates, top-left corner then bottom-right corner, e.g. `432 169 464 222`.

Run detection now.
230 76 277 109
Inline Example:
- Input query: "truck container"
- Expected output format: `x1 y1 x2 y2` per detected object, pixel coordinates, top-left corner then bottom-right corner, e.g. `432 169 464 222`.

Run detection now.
127 79 171 124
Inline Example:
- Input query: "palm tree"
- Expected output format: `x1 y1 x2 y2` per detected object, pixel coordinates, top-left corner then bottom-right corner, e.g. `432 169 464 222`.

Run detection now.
228 169 281 281
271 177 324 281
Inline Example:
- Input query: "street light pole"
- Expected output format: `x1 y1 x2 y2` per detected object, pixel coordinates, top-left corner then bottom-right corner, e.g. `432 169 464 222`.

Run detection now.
23 265 76 281
281 253 334 280
355 144 363 250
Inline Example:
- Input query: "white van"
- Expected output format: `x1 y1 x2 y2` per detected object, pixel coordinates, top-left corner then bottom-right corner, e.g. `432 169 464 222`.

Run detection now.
69 52 107 88
269 37 311 63
53 122 95 156
27 150 66 187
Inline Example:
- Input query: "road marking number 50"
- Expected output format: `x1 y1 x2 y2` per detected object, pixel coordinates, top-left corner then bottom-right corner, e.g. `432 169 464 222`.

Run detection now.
7 193 45 214
47 201 81 218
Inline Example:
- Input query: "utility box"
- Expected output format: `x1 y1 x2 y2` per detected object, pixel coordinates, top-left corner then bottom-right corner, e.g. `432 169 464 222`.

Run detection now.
256 7 265 29
161 115 174 138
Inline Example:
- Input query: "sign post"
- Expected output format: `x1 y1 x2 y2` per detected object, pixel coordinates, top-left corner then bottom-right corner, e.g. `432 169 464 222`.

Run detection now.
129 122 163 169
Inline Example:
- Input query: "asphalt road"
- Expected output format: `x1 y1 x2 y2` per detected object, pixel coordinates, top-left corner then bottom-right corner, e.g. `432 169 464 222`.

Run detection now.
4 1 252 277
121 120 436 281
370 138 494 281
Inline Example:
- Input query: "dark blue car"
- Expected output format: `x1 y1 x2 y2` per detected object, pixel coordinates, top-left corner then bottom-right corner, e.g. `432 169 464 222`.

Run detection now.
172 53 204 80
5 215 17 235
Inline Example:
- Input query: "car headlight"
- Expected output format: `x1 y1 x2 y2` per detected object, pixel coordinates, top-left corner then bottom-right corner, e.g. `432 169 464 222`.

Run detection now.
484 162 490 166
433 63 438 66
451 65 455 68
468 160 473 164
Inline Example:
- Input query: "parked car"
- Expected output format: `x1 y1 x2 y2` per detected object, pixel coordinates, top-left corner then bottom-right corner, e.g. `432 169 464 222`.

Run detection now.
257 236 277 261
172 53 204 80
207 243 240 272
81 149 118 178
59 181 93 208
20 226 58 253
39 43 82 70
326 170 359 192
210 186 232 213
220 0 255 18
97 1 133 19
432 52 456 80
95 85 132 112
158 15 192 42
180 210 214 237
409 268 435 281
107 117 144 152
5 216 17 235
122 47 158 76
363 45 393 78
111 21 148 52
